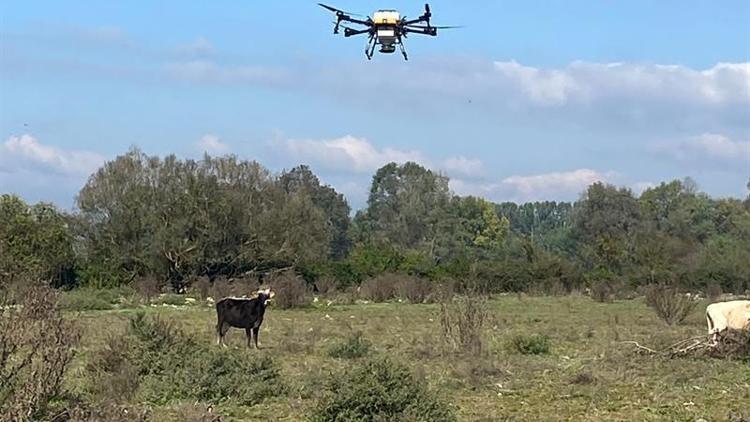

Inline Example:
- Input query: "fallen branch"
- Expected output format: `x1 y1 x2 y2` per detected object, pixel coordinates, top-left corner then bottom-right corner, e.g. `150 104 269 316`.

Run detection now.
621 341 660 355
622 337 712 357
625 330 749 359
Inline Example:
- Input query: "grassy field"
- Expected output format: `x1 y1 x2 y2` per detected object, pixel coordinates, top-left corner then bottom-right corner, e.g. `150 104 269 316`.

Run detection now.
66 295 749 421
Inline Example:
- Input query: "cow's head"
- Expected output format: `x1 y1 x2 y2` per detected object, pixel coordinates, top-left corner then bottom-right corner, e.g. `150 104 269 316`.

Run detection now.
257 288 276 306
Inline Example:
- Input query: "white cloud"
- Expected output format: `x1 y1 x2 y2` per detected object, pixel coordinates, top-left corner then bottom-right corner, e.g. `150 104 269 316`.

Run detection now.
451 168 619 203
176 36 214 57
160 58 749 113
652 133 750 169
302 60 750 117
1 134 105 176
196 134 229 155
278 135 425 173
0 135 106 208
493 60 581 106
164 60 289 85
442 156 484 178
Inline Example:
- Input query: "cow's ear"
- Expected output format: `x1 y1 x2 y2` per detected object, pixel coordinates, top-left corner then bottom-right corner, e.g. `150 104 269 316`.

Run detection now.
269 290 276 298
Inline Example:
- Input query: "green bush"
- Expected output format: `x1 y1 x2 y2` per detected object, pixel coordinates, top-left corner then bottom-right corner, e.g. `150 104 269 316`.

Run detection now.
311 357 455 422
89 313 285 407
511 334 551 355
328 332 371 359
60 286 137 311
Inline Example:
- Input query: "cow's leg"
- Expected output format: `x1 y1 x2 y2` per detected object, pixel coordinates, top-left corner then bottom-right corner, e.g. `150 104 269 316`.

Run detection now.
253 326 260 349
217 322 230 347
706 312 715 346
245 327 254 348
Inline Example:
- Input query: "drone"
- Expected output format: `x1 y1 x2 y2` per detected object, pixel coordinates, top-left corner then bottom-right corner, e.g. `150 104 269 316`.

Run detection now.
318 3 458 60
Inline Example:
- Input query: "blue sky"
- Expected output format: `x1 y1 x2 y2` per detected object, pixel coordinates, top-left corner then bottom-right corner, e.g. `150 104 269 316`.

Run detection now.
1 0 749 209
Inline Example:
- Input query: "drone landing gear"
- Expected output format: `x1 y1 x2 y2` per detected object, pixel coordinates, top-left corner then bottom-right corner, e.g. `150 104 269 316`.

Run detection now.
399 41 408 61
365 35 377 60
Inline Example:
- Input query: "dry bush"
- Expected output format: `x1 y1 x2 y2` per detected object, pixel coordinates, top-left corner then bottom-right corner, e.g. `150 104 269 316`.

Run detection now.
192 276 211 301
0 285 81 421
644 284 697 325
394 276 433 304
428 280 456 304
707 329 750 361
210 276 232 301
229 274 261 297
439 293 489 356
570 370 597 385
546 280 568 296
453 359 505 389
268 269 311 309
359 274 399 302
59 403 150 422
134 276 162 304
278 325 319 354
705 282 723 303
314 276 338 296
589 279 614 303
84 335 140 403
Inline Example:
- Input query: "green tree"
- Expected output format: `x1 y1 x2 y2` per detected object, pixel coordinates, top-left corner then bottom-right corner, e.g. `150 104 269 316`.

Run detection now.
279 165 351 259
358 162 451 257
76 148 335 289
572 182 640 272
0 195 75 287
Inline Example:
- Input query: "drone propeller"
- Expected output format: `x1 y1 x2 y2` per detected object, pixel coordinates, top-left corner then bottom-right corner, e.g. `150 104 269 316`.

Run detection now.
423 4 432 28
317 3 362 17
406 25 462 29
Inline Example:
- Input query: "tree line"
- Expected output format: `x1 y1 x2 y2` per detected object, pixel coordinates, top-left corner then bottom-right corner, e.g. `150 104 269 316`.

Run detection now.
2 147 749 294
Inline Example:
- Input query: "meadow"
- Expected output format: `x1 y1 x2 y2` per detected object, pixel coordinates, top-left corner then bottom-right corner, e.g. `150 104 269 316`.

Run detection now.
65 293 749 421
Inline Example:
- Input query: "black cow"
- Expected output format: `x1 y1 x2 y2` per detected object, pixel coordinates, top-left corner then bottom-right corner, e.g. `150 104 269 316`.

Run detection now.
215 289 275 348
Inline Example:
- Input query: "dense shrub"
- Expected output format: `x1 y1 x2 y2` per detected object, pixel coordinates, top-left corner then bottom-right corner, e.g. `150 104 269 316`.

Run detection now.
87 313 285 407
644 284 697 325
705 282 723 302
589 279 614 303
192 276 211 301
428 279 456 303
85 335 140 403
0 285 81 421
439 294 489 356
359 273 399 302
63 403 150 422
311 357 455 422
60 286 137 311
314 276 338 296
395 276 433 303
270 269 312 309
134 276 163 303
209 276 235 301
511 334 551 355
328 332 371 359
707 329 750 361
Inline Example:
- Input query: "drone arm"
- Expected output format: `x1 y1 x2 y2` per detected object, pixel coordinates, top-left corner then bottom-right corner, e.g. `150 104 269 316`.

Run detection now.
339 15 372 27
344 27 372 37
403 26 437 36
401 16 429 26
